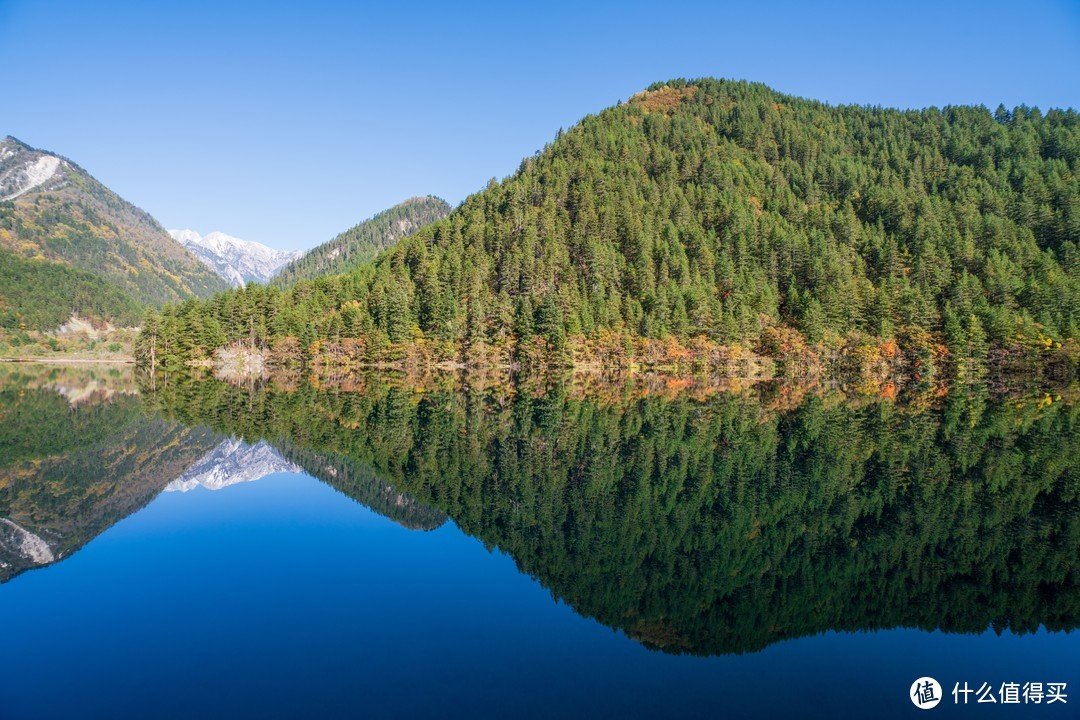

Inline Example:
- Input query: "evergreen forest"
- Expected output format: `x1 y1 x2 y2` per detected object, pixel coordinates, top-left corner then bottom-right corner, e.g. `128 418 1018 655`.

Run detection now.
137 79 1080 378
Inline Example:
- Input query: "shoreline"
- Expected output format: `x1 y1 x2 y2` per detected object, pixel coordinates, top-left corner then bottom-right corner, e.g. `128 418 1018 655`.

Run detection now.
0 356 136 365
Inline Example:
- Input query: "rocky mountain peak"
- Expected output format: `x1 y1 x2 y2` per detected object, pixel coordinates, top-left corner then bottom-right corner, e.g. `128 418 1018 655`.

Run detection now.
168 228 303 286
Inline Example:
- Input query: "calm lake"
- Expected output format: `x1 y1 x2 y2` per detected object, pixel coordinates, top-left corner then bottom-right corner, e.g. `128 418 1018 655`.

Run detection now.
1 364 1076 719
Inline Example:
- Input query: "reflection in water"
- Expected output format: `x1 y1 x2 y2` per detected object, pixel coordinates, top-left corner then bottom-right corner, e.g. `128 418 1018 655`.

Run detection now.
164 439 302 493
0 365 220 581
271 438 448 531
1 363 1077 657
0 364 446 581
144 373 1080 656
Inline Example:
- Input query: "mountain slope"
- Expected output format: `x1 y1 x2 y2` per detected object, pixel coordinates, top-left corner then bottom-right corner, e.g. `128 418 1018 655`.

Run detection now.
141 79 1080 373
0 249 144 329
270 196 451 287
0 136 229 328
169 229 303 287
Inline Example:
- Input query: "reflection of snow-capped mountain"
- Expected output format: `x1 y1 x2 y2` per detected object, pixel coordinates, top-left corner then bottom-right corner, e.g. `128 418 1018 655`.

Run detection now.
164 439 301 493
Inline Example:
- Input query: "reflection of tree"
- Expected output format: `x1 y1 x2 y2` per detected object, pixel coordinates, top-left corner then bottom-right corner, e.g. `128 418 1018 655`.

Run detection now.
151 375 1080 656
0 364 141 465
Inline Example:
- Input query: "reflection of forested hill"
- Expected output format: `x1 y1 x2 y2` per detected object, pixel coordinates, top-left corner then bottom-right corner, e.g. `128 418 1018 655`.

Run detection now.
149 375 1080 656
141 374 448 531
0 365 448 583
0 367 221 582
273 441 446 531
0 364 141 466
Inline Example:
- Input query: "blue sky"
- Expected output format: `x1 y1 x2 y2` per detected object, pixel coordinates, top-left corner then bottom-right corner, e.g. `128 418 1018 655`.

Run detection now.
1 0 1078 251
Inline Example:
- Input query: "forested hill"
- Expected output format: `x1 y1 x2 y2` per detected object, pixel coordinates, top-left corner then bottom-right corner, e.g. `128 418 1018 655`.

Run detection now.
139 79 1080 373
271 196 451 286
0 136 229 331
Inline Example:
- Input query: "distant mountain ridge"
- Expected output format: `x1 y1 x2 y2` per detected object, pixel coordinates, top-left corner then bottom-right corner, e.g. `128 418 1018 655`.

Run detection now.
0 135 229 330
271 195 451 286
169 229 303 287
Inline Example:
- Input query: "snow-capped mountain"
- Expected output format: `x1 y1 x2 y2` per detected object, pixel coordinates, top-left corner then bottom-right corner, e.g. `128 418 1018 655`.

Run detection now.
169 229 303 287
164 438 301 492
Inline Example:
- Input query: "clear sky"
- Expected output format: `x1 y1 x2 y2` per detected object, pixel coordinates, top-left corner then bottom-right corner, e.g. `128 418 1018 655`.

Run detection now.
1 0 1077 251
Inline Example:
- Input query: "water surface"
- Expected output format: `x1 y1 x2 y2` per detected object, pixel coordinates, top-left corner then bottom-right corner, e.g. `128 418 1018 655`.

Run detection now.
1 366 1076 718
